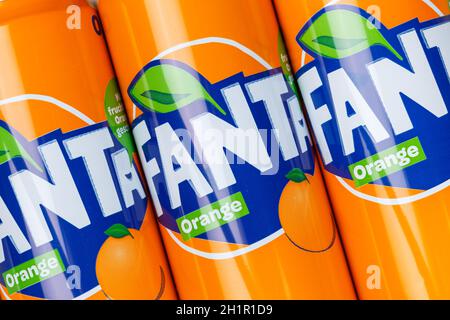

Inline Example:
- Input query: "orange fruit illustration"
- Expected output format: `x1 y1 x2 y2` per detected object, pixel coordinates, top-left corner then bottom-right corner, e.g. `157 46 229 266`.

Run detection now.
96 224 166 300
279 168 336 252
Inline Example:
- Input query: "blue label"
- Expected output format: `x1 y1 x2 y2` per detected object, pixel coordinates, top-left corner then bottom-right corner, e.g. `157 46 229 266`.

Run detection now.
129 59 315 246
295 5 450 191
0 120 148 299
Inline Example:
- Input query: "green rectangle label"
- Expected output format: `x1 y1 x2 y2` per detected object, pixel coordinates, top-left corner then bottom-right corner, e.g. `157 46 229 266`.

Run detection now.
348 137 427 187
2 249 66 295
176 192 250 241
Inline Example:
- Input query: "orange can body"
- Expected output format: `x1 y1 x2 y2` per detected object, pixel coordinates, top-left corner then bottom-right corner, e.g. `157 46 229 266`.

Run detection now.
98 0 355 299
275 0 450 299
0 0 176 300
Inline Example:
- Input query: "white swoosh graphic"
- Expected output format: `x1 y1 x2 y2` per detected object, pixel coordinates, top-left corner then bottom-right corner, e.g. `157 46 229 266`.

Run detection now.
166 229 285 260
337 177 450 206
0 94 95 125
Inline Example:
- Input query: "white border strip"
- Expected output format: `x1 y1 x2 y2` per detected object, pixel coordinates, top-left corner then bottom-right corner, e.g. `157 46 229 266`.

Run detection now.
167 229 285 260
0 284 102 301
422 0 445 16
0 94 95 125
0 285 11 300
337 177 450 205
154 37 273 69
73 285 102 300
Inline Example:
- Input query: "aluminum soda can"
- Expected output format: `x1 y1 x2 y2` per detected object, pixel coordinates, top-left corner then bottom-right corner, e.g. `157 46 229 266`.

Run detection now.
0 0 176 300
98 0 355 299
274 0 450 299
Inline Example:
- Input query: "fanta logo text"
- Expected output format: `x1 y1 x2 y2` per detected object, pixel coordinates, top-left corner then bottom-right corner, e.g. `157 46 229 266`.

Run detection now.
129 62 313 216
0 123 146 264
295 5 450 190
298 14 449 165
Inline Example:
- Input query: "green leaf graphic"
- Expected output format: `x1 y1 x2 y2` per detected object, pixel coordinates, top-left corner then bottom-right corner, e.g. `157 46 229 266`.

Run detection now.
104 78 136 161
129 62 226 115
141 90 190 105
313 36 366 50
298 8 403 60
104 224 134 239
286 168 309 184
0 127 43 172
